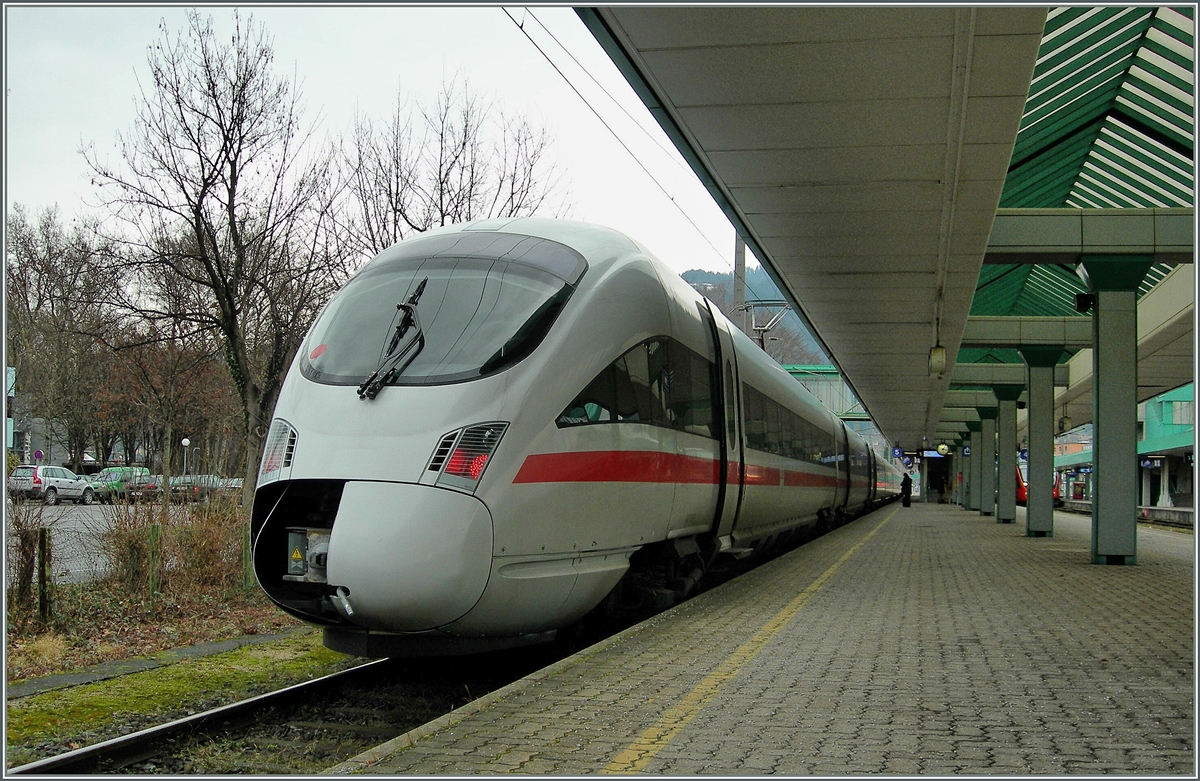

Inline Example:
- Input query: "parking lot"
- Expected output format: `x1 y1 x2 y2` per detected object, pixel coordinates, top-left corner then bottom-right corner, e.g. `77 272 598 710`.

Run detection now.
6 501 118 585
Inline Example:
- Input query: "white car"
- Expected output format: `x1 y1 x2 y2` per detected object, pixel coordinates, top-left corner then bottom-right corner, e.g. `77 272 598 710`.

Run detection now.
7 465 97 505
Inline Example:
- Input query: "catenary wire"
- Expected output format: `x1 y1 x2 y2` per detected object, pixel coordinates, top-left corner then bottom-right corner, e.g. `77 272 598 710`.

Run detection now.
503 7 774 304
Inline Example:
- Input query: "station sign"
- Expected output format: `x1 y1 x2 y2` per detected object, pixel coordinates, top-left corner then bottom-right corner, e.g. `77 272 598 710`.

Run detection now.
962 446 971 457
1141 458 1163 469
1019 449 1028 461
892 447 903 459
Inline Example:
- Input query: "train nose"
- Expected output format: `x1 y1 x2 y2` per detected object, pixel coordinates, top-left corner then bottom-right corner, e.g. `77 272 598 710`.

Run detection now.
326 482 493 632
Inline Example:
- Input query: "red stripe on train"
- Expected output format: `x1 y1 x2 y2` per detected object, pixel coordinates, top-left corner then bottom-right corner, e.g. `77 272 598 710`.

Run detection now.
513 450 836 487
784 470 839 488
512 451 720 484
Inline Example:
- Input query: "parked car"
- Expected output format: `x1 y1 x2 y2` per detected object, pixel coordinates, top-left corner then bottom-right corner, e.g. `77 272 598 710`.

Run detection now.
172 474 226 502
128 474 167 503
91 466 152 503
7 464 97 505
82 473 113 504
212 477 245 503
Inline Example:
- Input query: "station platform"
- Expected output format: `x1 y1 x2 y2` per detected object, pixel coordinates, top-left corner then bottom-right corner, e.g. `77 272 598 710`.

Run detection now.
326 502 1194 775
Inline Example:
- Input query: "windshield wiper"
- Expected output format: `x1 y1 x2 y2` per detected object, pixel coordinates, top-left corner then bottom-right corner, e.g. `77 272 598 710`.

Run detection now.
358 277 429 400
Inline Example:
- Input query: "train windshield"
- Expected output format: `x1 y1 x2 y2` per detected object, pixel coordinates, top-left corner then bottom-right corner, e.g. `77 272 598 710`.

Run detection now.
300 231 585 386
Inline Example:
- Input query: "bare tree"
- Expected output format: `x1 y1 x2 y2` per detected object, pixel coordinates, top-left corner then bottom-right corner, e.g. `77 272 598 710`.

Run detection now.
83 10 352 500
6 205 120 470
342 77 570 257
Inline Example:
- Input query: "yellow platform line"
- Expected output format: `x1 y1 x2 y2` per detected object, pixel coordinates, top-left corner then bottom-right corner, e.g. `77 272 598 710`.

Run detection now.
602 507 897 774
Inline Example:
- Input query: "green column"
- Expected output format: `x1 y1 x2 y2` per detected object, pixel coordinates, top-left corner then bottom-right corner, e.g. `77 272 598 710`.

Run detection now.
993 386 1024 524
966 421 982 511
1020 348 1065 537
953 439 965 505
1079 255 1153 565
978 407 999 517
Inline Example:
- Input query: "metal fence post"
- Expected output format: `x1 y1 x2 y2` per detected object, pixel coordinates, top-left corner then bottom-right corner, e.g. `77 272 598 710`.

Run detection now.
37 526 51 624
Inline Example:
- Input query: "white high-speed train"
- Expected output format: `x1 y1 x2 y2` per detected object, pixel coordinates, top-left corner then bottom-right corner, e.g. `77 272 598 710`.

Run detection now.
251 218 901 657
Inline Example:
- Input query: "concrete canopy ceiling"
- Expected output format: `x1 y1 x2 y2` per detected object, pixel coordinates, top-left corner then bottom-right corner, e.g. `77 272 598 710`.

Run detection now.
583 6 1048 451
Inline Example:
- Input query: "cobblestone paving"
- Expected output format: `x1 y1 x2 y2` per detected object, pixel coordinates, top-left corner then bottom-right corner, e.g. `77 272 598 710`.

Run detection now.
329 504 1194 775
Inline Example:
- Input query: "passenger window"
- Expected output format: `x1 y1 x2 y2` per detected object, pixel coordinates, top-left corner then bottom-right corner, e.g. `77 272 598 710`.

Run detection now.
614 352 645 422
557 337 716 437
669 345 715 438
557 363 617 426
725 363 736 442
646 339 670 426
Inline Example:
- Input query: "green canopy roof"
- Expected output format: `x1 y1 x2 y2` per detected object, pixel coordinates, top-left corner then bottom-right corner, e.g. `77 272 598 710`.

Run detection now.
963 6 1193 363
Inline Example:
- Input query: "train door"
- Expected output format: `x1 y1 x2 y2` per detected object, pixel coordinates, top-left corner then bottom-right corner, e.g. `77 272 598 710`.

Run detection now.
867 449 878 506
838 423 851 512
702 300 744 541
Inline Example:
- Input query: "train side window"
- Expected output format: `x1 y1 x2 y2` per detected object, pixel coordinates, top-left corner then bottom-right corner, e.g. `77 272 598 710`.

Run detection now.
559 337 726 433
763 396 781 455
616 347 648 423
691 350 717 438
797 415 813 463
785 411 801 461
724 363 736 443
556 363 617 426
743 384 765 450
646 339 670 426
669 342 716 439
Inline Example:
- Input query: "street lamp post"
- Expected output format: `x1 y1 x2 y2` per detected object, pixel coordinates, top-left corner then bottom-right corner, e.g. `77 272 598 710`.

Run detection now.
181 437 190 475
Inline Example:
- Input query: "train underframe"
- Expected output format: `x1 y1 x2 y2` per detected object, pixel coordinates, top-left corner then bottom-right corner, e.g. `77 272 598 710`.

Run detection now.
253 477 882 657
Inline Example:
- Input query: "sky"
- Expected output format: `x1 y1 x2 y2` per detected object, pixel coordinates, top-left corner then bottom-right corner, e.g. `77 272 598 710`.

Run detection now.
4 3 758 277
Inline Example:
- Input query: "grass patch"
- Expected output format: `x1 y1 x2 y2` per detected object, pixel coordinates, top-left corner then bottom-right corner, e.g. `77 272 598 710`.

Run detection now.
6 498 301 683
5 630 356 764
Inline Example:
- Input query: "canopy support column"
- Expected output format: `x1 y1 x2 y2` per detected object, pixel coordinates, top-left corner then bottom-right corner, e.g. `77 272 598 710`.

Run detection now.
966 423 982 511
1020 348 1066 538
978 407 998 517
1079 255 1154 565
993 387 1023 524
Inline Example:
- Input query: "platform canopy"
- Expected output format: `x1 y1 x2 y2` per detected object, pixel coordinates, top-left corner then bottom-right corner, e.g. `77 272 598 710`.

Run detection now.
580 6 1194 450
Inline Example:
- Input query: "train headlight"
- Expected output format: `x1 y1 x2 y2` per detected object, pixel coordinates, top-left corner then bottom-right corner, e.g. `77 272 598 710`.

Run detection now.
259 419 297 486
431 421 508 493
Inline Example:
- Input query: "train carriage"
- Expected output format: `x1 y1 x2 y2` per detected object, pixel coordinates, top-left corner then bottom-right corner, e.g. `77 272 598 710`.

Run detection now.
252 218 900 657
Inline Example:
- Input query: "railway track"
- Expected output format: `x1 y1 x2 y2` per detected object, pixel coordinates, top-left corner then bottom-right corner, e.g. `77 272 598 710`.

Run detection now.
8 643 570 775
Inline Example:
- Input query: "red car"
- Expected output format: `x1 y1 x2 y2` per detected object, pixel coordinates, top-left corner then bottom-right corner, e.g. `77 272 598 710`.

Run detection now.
1016 463 1062 506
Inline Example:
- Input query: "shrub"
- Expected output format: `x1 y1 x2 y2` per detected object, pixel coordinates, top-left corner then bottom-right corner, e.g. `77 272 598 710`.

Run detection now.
100 501 170 593
162 497 250 597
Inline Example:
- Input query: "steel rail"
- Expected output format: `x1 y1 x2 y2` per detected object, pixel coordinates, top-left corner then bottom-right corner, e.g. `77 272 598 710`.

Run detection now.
8 658 393 775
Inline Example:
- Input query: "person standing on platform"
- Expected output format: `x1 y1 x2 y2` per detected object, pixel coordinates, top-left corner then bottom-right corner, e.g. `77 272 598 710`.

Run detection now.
901 472 913 507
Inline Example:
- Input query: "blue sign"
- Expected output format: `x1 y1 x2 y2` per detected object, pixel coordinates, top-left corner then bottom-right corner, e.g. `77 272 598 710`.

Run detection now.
1019 449 1028 461
892 447 903 459
962 446 971 457
902 456 913 467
